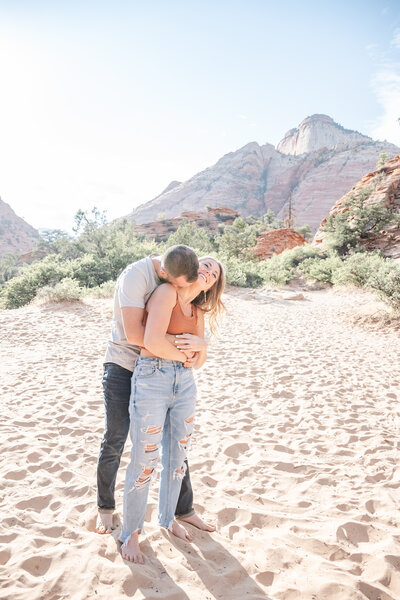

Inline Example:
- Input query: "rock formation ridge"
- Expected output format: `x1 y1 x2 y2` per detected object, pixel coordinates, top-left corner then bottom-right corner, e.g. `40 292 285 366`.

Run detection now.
128 115 399 233
0 198 39 257
314 154 400 259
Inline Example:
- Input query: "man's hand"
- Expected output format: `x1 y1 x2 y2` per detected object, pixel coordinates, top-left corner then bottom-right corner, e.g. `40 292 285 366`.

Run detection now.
175 334 207 353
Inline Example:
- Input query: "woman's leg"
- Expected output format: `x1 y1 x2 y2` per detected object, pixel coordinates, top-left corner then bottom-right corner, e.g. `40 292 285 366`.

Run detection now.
158 366 196 534
121 360 172 561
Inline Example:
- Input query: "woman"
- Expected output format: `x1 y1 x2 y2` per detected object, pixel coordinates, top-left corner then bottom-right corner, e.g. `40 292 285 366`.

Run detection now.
120 256 225 563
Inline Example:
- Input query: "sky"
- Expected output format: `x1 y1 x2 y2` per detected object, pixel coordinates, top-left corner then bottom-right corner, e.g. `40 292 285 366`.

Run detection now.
0 0 399 232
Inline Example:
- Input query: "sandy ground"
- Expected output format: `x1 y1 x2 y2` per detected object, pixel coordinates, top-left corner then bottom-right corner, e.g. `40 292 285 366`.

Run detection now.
1 287 400 600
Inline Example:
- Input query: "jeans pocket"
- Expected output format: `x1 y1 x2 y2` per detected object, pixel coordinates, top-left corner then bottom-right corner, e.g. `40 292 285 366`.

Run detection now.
136 364 158 379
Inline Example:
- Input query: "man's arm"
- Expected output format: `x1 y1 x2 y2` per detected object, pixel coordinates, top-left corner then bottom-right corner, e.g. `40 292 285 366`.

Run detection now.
121 306 146 347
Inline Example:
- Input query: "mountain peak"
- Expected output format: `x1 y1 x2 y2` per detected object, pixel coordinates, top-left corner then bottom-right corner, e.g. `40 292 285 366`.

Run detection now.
277 114 370 156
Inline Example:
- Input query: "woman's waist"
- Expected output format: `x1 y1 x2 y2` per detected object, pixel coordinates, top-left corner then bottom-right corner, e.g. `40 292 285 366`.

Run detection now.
136 356 190 369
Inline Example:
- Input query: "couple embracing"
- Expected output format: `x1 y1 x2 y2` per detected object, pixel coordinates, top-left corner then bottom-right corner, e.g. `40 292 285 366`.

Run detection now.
96 245 225 563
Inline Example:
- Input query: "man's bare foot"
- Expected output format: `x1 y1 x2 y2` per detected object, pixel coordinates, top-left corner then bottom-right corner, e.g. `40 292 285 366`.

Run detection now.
95 512 114 534
178 513 216 532
121 532 144 564
171 519 194 541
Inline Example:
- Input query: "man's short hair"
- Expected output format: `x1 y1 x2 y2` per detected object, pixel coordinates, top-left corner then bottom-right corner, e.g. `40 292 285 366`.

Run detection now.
161 245 198 283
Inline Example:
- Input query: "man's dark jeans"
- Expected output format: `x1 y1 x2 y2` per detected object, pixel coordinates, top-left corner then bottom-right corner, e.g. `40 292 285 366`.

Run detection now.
97 362 194 517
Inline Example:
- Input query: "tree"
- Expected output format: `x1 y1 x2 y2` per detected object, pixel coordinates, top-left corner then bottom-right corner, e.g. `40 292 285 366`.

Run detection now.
295 224 312 240
376 152 388 169
72 207 109 257
165 221 215 255
217 217 258 260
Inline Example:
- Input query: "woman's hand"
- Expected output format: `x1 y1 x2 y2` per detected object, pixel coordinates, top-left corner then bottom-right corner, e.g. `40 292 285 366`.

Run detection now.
183 352 199 368
175 334 206 353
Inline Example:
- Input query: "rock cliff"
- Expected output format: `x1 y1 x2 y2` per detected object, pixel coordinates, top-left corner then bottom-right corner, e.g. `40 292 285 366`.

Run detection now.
0 198 39 257
134 206 238 241
313 154 400 259
128 115 399 233
276 114 369 155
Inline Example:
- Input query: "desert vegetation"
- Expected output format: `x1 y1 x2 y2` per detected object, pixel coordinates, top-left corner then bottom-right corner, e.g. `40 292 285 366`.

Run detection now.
1 188 399 312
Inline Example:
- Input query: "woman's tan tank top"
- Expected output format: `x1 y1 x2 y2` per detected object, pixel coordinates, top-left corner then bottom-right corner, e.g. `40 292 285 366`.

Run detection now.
141 294 200 356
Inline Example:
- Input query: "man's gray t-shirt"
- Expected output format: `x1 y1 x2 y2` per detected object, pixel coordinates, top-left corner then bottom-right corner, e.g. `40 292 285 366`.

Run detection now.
104 256 161 371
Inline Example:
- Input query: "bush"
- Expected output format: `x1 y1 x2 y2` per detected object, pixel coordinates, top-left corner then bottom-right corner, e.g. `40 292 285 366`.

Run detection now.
219 255 264 287
298 254 342 283
257 245 322 285
0 255 72 309
36 278 83 303
368 261 400 311
331 252 385 287
85 280 116 299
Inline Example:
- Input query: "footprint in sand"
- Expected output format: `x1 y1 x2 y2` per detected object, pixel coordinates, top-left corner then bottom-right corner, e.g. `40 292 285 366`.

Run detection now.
336 521 369 544
0 549 11 565
358 581 394 600
16 495 51 511
4 469 27 480
20 556 52 576
223 443 249 458
201 475 217 488
256 571 275 586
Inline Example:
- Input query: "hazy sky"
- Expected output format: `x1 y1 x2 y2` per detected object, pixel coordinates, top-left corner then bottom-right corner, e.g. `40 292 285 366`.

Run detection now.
0 0 399 232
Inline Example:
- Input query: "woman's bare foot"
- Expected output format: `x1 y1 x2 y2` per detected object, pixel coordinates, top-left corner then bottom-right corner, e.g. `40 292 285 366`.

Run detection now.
171 519 194 541
95 512 114 534
121 532 144 564
178 513 216 532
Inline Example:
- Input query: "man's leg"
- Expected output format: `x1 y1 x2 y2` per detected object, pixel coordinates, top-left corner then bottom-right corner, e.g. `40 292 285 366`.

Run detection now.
175 460 194 518
96 362 132 533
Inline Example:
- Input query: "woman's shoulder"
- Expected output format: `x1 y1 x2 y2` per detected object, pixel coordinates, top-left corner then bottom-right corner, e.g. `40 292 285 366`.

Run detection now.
148 282 177 305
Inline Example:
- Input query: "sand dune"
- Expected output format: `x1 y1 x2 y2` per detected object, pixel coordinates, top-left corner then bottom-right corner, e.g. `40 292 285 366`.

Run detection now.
1 288 400 600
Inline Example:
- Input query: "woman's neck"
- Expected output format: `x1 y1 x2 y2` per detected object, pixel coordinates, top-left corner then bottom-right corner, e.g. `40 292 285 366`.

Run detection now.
177 283 202 304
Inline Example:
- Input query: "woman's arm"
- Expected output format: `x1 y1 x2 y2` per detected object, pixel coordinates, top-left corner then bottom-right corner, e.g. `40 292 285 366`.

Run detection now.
143 284 187 362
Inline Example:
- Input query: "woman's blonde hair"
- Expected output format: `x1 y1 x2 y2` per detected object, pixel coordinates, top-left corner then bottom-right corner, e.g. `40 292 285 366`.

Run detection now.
192 256 226 334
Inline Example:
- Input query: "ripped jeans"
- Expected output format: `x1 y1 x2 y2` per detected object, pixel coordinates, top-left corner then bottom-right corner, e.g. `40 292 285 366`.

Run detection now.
120 358 196 541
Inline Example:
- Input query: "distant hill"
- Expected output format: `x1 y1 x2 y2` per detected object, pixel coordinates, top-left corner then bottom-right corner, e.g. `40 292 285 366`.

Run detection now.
127 114 399 233
0 198 39 257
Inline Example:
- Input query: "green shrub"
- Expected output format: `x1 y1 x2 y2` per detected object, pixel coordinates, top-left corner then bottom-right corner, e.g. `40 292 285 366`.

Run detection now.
258 255 296 285
219 255 264 287
298 254 342 283
85 280 116 299
331 252 384 287
368 261 400 310
36 278 83 303
0 255 72 309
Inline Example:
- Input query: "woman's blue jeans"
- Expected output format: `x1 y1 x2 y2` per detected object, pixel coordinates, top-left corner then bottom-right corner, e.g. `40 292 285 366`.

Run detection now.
97 363 194 517
120 358 196 541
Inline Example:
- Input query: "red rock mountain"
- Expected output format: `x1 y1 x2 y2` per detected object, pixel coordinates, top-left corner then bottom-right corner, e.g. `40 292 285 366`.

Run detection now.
128 115 399 233
0 198 39 257
314 154 400 259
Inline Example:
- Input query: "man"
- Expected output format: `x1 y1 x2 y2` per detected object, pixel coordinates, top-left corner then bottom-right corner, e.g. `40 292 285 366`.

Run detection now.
96 244 215 534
